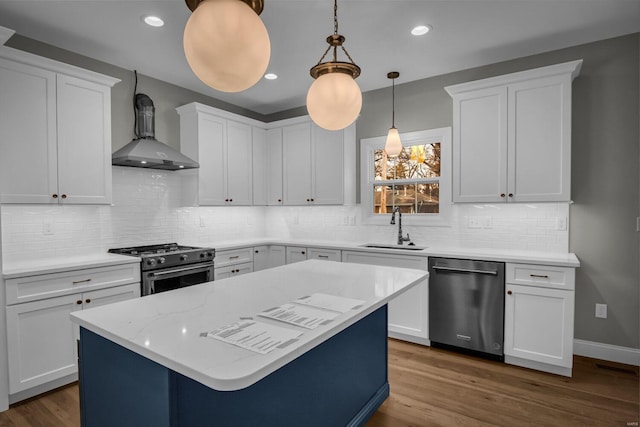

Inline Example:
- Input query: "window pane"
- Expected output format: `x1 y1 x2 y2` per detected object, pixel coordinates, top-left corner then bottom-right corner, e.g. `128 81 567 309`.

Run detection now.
373 143 440 181
373 183 440 214
373 185 393 213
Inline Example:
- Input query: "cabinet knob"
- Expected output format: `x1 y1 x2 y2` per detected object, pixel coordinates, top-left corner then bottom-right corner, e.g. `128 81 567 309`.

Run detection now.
85 298 91 304
508 193 513 198
52 194 58 199
255 250 259 253
61 194 67 199
507 290 512 295
500 193 506 198
306 198 310 202
229 198 233 202
278 199 282 203
310 198 314 202
225 199 229 202
301 251 306 255
76 300 82 305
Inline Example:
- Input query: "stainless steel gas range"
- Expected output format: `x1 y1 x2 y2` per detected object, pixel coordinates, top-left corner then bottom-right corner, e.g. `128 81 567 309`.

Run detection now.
109 243 215 296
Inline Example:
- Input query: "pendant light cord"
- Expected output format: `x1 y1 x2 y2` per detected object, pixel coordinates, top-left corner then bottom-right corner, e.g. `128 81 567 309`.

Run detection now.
392 77 396 128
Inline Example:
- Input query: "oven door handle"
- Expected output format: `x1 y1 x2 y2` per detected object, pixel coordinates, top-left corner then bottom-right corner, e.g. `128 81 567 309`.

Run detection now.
149 264 213 277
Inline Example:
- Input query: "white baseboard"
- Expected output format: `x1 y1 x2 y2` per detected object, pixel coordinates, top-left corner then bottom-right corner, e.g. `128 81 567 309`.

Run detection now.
574 339 640 366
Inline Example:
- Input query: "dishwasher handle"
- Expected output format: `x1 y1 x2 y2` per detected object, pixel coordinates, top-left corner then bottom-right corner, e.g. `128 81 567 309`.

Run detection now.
432 265 498 276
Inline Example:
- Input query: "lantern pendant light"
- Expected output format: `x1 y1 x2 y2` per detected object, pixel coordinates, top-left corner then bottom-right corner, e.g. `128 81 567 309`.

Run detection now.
385 71 403 157
306 0 362 131
183 0 271 93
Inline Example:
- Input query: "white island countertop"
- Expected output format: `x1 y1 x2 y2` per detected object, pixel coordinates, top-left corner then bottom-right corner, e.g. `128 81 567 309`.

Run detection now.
70 259 428 391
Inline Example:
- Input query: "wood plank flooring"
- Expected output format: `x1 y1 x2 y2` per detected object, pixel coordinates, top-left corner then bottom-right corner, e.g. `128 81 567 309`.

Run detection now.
0 338 637 426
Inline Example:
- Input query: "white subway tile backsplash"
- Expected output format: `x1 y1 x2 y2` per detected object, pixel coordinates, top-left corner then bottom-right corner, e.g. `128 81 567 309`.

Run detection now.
1 167 570 263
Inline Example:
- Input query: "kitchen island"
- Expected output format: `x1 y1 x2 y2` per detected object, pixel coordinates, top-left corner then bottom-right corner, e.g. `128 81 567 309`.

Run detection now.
71 259 428 427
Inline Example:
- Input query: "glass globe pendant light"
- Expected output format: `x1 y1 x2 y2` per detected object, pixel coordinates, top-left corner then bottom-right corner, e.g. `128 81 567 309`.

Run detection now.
385 71 403 157
183 0 271 93
306 0 362 131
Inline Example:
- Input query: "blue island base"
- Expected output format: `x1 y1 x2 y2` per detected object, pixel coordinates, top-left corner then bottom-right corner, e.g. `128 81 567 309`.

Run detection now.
78 306 389 427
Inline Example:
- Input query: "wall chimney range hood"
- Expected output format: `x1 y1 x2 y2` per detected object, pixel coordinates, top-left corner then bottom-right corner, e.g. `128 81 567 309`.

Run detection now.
112 93 199 170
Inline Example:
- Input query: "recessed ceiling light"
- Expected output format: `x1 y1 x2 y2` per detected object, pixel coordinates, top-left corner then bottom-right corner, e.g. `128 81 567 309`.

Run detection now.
264 73 278 80
143 15 164 28
411 25 431 36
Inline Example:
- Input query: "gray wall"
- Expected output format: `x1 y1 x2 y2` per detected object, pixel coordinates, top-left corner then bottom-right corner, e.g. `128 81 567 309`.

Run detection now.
6 32 639 349
356 34 640 349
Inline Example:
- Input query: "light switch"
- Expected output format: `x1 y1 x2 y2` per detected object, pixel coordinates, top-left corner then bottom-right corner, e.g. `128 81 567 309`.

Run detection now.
595 303 607 319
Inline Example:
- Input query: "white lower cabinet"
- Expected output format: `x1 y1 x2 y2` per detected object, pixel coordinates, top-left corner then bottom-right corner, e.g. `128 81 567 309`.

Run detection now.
214 248 254 279
267 245 286 269
503 263 575 376
341 250 429 345
286 246 308 264
307 248 341 262
6 281 140 394
214 263 253 280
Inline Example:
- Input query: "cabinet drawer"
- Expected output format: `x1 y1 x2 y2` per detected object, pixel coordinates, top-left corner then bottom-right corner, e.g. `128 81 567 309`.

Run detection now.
5 263 141 305
506 263 575 290
307 248 341 262
214 262 253 280
214 248 254 267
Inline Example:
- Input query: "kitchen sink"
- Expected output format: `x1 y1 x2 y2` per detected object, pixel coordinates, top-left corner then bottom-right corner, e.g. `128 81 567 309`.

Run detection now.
359 243 427 251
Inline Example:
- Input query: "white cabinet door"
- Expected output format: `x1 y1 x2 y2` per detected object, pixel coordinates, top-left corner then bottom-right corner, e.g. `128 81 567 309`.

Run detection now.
286 246 308 264
452 86 507 203
197 114 227 205
226 120 253 205
6 294 81 393
282 122 312 205
253 246 270 272
312 126 344 205
504 284 574 368
266 128 283 205
252 127 267 205
82 283 141 309
0 58 58 204
268 245 286 268
508 75 571 202
56 74 112 205
341 251 429 345
214 262 253 280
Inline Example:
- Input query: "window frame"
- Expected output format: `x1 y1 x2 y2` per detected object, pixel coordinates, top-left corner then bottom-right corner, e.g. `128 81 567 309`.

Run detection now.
360 127 452 226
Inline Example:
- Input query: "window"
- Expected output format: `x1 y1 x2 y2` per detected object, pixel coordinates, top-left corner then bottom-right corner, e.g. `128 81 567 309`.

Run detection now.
360 127 451 226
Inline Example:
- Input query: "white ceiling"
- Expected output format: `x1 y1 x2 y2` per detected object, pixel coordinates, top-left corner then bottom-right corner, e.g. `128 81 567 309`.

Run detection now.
1 0 639 116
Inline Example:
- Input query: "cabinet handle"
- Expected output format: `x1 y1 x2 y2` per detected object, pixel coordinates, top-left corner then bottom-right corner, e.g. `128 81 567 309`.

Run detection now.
318 255 329 259
76 300 82 305
72 278 92 285
507 290 512 295
85 299 91 304
255 250 259 254
530 274 549 279
508 193 513 198
306 198 310 202
310 198 314 202
278 199 282 202
500 193 505 198
52 194 58 199
229 198 233 202
225 199 229 202
61 194 67 199
301 251 306 255
229 255 240 259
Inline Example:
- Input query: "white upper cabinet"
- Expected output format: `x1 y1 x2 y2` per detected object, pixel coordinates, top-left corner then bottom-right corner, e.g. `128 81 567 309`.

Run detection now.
282 119 346 205
252 127 268 205
0 48 118 204
177 103 257 206
265 128 283 205
446 60 582 203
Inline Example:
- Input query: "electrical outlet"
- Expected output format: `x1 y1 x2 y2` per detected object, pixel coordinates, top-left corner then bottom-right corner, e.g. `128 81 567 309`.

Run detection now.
482 216 493 229
42 220 54 235
467 217 481 229
595 303 607 319
556 217 567 231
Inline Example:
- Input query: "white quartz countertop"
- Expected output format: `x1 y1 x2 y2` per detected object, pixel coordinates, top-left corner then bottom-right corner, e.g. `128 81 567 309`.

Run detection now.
197 238 580 267
70 260 427 391
2 253 140 279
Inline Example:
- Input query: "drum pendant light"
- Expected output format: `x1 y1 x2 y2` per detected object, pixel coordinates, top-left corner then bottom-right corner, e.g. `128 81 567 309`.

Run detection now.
183 0 270 93
385 71 403 157
306 0 362 131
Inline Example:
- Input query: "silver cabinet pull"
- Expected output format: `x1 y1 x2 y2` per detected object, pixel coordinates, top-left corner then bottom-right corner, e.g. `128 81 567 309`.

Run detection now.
432 266 498 275
317 255 329 259
72 278 92 284
530 274 549 279
229 255 240 259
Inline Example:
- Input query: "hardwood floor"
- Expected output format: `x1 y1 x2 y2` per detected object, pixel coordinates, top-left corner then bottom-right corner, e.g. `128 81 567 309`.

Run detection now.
0 339 637 426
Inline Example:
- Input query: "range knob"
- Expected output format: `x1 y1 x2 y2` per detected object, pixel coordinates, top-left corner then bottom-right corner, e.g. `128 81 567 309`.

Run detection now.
207 251 214 258
199 252 206 259
146 258 157 266
158 257 166 264
180 254 188 261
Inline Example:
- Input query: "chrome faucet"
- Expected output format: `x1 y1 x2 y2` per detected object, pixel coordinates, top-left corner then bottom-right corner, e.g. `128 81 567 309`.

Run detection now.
390 207 411 245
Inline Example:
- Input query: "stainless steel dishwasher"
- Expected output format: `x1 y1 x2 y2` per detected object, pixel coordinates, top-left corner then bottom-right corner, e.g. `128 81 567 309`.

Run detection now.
429 257 505 359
